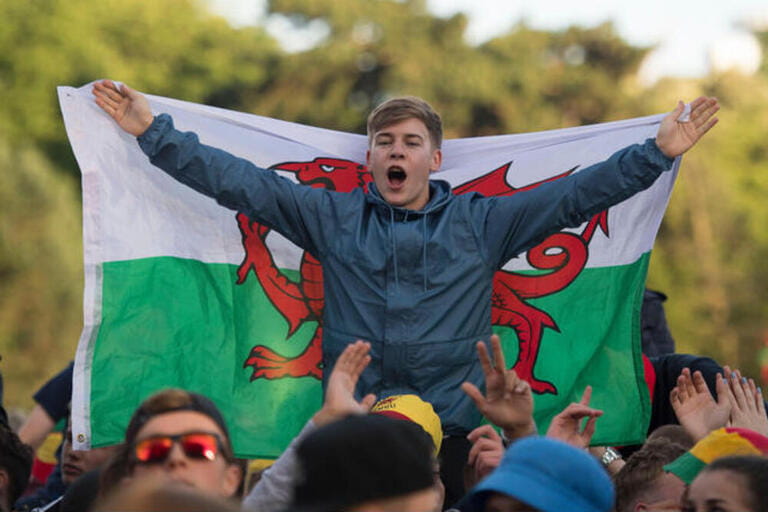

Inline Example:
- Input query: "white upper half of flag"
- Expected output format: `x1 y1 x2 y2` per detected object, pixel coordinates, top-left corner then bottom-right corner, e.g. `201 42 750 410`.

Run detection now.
59 83 678 272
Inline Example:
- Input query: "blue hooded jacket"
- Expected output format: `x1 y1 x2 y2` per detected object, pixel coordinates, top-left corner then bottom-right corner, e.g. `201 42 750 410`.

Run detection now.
138 114 673 435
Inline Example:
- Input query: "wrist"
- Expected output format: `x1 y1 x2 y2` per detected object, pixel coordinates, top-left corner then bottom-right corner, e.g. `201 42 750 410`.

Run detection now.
501 420 537 444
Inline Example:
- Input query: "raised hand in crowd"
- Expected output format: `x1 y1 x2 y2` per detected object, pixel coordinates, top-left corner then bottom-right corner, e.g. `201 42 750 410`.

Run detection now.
723 366 768 436
461 334 536 441
545 385 602 449
312 340 377 426
670 367 731 441
92 80 154 137
466 425 505 487
655 96 719 158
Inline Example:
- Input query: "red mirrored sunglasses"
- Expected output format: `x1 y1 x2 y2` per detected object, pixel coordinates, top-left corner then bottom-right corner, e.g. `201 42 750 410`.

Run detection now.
133 432 228 464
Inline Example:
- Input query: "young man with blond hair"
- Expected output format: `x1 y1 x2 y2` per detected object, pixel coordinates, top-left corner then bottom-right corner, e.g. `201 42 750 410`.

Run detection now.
92 79 718 444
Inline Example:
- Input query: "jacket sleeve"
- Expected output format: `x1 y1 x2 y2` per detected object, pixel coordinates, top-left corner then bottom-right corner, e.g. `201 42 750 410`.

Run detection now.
241 420 317 512
137 114 338 256
479 139 675 268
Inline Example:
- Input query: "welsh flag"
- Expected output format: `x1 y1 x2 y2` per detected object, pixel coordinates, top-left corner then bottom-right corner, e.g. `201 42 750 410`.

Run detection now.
59 83 678 456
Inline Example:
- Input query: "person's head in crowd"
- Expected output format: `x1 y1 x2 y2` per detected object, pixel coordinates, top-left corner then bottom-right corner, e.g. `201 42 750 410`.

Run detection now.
60 423 117 486
370 394 444 508
101 389 242 499
94 475 241 512
461 436 614 512
646 424 695 450
291 413 439 512
614 438 688 512
663 427 768 485
683 455 768 512
0 426 33 512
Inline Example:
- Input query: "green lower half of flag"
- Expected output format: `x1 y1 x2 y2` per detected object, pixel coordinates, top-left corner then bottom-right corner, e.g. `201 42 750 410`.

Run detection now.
87 254 650 457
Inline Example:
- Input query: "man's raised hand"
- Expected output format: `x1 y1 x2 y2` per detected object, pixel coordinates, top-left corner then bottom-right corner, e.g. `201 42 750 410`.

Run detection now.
92 79 154 137
655 96 719 158
545 385 602 449
312 340 376 426
670 368 730 441
461 334 536 441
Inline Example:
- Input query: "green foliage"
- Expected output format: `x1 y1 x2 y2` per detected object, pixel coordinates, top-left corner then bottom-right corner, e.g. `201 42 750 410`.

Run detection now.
0 138 83 407
0 0 278 176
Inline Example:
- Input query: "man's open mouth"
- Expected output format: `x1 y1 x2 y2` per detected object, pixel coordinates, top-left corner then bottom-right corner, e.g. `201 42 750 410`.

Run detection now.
387 166 406 186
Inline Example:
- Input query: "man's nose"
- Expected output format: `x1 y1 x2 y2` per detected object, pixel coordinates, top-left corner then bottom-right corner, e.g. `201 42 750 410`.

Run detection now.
389 140 405 158
163 443 189 468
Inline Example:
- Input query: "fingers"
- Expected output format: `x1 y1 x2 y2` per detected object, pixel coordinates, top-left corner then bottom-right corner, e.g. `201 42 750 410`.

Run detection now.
690 97 720 136
360 393 377 411
558 402 603 420
757 387 767 417
336 340 370 372
475 341 493 377
730 369 749 411
467 433 504 467
579 385 593 407
692 370 709 395
467 424 501 443
461 381 485 409
670 387 682 410
489 334 506 372
582 415 599 443
715 372 732 407
681 368 696 399
670 100 686 121
509 370 530 395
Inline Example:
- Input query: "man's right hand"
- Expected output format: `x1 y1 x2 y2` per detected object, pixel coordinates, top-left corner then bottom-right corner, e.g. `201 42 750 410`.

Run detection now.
461 334 536 440
92 79 154 137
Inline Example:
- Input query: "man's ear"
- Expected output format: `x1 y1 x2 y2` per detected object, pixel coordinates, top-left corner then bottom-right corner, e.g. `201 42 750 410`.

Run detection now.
222 463 243 498
366 149 371 169
430 148 442 173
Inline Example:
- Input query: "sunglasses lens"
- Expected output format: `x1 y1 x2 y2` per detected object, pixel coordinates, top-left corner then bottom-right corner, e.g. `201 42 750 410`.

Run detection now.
180 433 219 461
135 437 173 463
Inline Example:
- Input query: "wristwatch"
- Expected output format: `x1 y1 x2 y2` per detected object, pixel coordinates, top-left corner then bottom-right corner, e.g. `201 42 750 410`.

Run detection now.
600 446 622 467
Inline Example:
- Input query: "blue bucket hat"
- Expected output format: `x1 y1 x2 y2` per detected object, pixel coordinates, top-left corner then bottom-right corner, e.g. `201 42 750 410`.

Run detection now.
461 436 614 512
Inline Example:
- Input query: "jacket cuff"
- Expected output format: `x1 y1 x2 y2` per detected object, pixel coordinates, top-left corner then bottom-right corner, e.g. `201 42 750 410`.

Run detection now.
137 113 174 156
646 138 676 170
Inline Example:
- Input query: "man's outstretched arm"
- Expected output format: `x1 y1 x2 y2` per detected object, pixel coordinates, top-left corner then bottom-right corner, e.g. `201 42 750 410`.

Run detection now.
91 80 340 256
482 97 720 267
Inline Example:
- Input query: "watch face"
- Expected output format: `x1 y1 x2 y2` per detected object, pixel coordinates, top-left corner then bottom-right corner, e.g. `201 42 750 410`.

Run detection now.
601 448 621 465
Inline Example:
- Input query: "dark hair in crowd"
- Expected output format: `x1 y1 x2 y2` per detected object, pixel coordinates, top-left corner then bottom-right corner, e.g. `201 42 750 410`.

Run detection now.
702 455 768 512
367 96 443 149
0 425 33 504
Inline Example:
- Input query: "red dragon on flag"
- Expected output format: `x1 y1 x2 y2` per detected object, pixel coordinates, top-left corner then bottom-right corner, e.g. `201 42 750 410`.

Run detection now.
235 157 608 395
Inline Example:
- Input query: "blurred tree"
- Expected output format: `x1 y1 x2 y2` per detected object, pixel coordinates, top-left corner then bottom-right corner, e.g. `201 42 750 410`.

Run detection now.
0 138 83 407
254 0 647 139
0 0 279 177
645 71 768 376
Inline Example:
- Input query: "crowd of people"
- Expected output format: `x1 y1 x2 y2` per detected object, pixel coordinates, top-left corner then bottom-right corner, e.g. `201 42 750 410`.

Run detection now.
3 79 765 511
1 327 767 512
